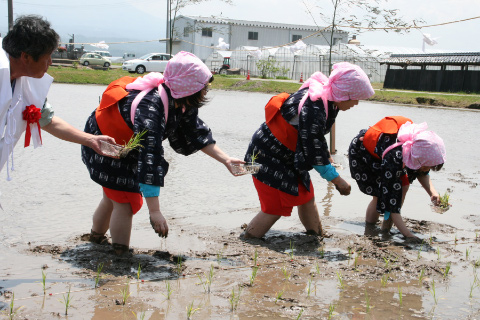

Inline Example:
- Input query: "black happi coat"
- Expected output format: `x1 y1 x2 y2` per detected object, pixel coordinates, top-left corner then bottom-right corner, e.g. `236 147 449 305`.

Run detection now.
245 88 339 196
82 84 215 193
348 129 426 214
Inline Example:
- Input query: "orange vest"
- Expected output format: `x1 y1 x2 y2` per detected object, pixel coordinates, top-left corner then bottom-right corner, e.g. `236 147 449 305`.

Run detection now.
265 93 297 152
95 76 138 145
363 116 412 159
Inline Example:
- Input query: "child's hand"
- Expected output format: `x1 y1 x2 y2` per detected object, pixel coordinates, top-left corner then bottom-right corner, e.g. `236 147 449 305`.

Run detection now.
226 158 246 176
332 176 351 195
430 192 440 206
149 211 169 238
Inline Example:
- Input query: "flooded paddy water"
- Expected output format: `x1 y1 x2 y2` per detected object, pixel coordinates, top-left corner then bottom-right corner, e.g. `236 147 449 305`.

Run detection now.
0 83 479 319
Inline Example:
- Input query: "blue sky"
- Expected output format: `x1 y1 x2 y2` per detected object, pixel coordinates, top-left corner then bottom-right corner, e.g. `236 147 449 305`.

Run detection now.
1 0 479 54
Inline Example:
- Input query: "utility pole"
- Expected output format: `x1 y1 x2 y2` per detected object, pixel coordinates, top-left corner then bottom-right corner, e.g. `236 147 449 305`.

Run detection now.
166 0 171 55
8 0 13 31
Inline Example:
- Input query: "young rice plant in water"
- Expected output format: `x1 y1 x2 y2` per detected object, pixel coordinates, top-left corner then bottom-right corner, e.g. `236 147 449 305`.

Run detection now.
59 286 73 315
94 262 104 288
228 285 242 312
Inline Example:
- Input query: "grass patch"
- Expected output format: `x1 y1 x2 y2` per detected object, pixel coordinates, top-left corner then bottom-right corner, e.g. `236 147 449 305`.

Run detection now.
47 69 480 109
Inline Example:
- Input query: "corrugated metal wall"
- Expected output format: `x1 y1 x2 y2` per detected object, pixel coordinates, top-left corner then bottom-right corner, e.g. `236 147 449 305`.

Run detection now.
384 69 480 93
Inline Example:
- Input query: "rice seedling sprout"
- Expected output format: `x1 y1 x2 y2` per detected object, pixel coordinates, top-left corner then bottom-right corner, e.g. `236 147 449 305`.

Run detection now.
186 301 201 320
119 281 131 305
7 292 22 320
275 289 285 304
197 264 214 293
419 268 425 283
94 262 104 288
162 281 173 300
430 279 438 304
281 265 291 281
289 240 295 260
365 289 371 312
336 271 345 289
381 274 388 287
443 262 451 278
328 303 335 319
132 310 146 320
398 285 403 306
318 246 325 259
253 248 258 266
175 256 183 275
40 269 47 294
249 266 259 286
137 263 142 281
439 191 450 209
216 249 223 265
296 308 304 319
59 286 73 315
469 274 479 298
228 285 242 311
306 276 313 298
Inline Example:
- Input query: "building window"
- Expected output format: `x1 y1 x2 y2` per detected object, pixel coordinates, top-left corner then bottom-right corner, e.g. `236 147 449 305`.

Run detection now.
248 31 258 40
183 27 189 37
292 35 302 42
201 28 213 37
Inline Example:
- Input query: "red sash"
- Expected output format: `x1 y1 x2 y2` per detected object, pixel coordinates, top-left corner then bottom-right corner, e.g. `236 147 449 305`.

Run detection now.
265 93 298 151
95 76 138 145
363 116 412 159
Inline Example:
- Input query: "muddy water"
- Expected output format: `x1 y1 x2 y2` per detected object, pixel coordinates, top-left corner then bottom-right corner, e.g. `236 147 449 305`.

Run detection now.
1 83 480 319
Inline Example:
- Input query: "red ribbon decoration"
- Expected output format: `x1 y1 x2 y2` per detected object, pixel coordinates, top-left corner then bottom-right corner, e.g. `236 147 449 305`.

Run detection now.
22 104 42 147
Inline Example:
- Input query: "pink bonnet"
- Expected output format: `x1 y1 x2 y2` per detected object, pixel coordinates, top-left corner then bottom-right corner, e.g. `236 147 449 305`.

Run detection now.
397 122 446 170
297 62 375 115
328 62 375 102
163 51 212 99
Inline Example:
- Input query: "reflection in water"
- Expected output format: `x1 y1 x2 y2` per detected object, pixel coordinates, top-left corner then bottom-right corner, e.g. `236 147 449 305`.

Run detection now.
320 182 335 217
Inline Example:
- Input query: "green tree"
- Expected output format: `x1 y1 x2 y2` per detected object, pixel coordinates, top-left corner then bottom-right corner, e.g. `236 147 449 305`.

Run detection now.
256 58 281 79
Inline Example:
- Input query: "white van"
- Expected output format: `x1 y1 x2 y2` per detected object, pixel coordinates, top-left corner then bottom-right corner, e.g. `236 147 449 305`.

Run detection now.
93 50 113 58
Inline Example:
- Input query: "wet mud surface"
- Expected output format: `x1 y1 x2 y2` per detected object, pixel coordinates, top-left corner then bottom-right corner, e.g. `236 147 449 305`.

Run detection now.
1 86 480 319
3 214 480 319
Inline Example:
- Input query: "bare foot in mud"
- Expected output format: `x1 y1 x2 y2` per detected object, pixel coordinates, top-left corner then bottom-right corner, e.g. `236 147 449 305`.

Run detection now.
364 221 379 237
149 211 169 238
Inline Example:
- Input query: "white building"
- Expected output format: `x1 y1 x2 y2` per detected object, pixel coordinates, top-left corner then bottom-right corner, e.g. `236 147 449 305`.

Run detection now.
171 15 349 61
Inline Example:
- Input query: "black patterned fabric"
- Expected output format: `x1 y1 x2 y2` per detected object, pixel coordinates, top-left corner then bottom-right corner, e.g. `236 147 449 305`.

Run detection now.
245 88 339 196
348 129 426 214
81 84 215 193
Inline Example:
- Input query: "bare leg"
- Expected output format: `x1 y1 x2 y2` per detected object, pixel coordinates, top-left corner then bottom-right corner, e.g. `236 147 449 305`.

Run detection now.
298 197 323 235
243 211 281 239
365 196 379 224
381 185 409 232
91 191 113 235
109 201 133 253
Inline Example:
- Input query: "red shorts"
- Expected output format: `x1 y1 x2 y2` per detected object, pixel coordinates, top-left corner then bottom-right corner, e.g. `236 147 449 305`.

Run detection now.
253 177 315 216
103 187 143 214
401 174 409 186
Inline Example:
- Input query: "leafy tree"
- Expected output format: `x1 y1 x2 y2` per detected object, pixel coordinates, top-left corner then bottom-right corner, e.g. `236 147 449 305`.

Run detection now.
256 58 281 79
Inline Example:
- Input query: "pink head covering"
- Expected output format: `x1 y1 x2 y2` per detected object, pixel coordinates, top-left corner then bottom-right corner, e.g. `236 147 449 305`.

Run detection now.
297 62 375 116
163 51 212 99
383 122 446 170
125 51 212 123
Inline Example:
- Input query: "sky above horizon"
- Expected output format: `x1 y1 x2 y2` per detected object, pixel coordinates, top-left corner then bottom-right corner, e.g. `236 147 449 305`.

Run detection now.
0 0 479 53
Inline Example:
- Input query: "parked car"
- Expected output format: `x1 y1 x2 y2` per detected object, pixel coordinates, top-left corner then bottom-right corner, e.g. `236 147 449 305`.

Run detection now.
122 53 172 74
79 53 111 67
